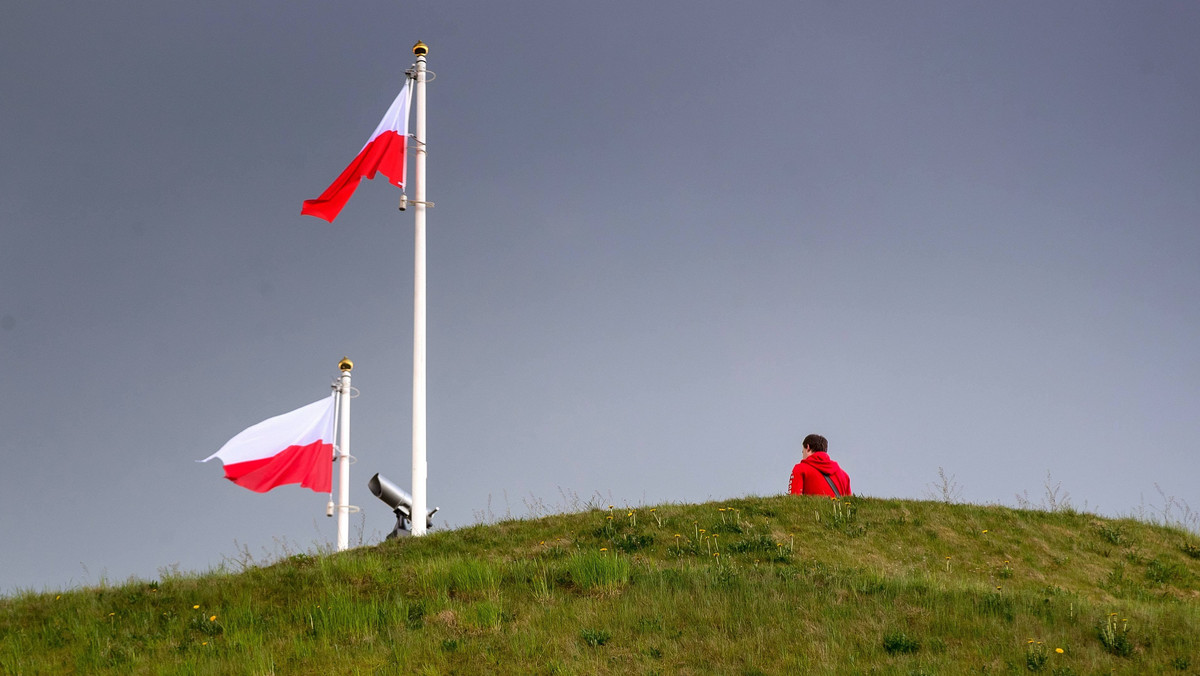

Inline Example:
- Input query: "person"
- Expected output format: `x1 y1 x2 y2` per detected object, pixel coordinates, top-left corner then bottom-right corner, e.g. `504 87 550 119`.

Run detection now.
788 434 851 497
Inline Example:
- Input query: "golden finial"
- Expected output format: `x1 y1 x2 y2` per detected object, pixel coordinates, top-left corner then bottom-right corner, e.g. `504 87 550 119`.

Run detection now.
338 356 354 372
412 41 429 57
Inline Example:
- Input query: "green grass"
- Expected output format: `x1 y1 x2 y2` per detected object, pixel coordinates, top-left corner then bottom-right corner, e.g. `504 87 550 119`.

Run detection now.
3 496 1200 674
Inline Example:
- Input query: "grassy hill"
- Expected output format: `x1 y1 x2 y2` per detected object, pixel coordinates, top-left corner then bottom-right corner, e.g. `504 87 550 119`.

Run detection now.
3 495 1199 675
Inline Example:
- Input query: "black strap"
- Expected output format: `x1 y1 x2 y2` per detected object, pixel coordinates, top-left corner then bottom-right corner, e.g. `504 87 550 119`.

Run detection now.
820 472 841 497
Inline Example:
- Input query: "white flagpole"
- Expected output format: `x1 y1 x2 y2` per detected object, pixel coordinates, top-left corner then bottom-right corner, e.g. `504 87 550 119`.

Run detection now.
335 357 353 550
410 41 429 536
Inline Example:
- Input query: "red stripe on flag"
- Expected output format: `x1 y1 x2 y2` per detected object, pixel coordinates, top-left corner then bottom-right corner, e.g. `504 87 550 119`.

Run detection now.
301 130 406 223
221 440 333 493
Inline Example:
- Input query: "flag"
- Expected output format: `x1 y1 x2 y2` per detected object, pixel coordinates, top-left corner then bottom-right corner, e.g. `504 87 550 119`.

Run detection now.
302 80 411 222
201 396 336 493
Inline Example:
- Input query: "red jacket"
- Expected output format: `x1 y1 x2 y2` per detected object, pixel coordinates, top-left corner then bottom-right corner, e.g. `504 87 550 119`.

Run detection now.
789 452 851 497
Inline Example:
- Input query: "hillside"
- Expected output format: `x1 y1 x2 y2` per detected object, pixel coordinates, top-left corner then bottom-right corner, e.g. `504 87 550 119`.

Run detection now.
3 496 1199 675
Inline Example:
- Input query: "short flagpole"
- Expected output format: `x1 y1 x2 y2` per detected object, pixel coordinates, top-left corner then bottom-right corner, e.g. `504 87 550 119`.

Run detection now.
335 357 354 550
410 41 429 536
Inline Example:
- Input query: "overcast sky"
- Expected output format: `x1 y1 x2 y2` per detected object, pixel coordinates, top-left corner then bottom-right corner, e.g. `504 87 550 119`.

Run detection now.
3 1 1198 593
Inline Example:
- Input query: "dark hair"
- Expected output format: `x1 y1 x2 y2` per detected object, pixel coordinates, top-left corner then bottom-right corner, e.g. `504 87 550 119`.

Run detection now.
803 434 828 455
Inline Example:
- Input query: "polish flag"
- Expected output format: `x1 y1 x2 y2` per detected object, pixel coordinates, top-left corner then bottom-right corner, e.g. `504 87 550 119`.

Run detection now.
201 397 336 493
302 80 411 223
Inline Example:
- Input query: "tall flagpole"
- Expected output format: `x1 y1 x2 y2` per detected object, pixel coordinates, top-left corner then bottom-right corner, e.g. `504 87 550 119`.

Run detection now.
410 41 429 536
335 357 354 550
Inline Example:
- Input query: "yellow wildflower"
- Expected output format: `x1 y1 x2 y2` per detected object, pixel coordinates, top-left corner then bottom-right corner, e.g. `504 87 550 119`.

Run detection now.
1055 648 1064 654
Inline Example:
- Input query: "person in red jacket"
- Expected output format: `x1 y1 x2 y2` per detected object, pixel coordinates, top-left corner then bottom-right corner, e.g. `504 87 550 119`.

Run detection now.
788 434 851 497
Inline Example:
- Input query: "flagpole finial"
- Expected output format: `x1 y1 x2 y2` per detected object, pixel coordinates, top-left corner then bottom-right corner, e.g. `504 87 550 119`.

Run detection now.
412 41 428 57
338 356 354 372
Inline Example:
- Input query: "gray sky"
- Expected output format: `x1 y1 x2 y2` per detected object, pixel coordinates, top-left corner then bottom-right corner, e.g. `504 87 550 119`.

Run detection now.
3 1 1198 593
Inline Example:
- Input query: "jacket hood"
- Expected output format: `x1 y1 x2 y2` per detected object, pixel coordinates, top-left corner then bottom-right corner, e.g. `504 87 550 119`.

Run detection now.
802 451 842 474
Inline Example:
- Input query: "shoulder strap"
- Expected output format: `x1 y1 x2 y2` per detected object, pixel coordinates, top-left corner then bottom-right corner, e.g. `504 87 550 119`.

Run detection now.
820 472 841 497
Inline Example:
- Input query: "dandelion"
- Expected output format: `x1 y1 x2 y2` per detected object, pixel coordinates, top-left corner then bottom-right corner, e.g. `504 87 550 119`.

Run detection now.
193 605 200 609
599 547 608 552
55 595 60 600
1027 639 1034 644
718 508 726 512
109 612 115 616
674 534 680 538
699 529 705 533
1055 648 1064 654
209 615 217 622
202 641 208 646
608 505 614 510
650 508 656 512
982 529 988 534
627 512 633 517
606 515 613 520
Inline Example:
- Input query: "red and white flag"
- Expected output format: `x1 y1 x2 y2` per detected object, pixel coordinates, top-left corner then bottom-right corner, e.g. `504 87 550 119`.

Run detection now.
201 396 336 493
302 80 411 223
